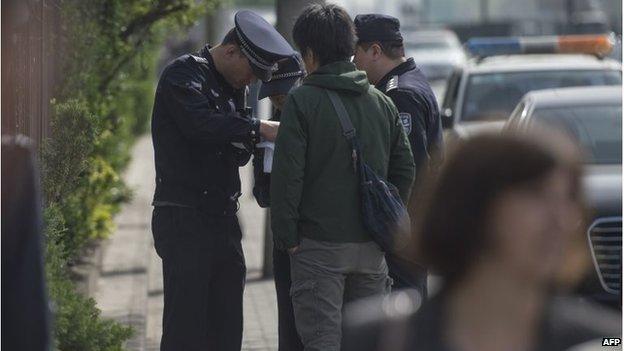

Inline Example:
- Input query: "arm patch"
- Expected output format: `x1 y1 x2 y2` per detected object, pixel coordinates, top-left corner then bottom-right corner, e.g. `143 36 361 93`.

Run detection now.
399 112 412 134
385 75 399 93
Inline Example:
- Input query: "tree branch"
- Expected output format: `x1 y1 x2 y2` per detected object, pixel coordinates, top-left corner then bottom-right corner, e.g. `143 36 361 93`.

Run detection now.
120 1 189 41
99 1 192 93
98 35 147 93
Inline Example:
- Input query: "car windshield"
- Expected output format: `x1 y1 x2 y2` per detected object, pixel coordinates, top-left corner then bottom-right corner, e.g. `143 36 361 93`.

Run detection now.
533 104 622 164
461 70 621 122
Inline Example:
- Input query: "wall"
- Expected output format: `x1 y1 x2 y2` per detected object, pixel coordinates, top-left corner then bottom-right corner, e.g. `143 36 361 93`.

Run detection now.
1 1 63 146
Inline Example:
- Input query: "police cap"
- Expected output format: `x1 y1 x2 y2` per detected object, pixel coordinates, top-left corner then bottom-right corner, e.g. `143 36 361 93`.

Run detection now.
235 10 295 82
258 53 306 100
354 14 403 43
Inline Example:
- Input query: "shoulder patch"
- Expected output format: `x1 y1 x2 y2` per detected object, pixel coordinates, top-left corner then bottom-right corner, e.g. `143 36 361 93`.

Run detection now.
385 75 399 93
190 55 209 65
398 112 412 135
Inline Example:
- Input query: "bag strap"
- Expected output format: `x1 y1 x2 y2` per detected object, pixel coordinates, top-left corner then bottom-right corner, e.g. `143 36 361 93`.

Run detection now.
326 90 356 140
326 89 360 172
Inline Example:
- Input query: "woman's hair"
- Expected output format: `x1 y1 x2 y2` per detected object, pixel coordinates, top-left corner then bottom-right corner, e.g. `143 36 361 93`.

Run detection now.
412 132 584 288
292 3 355 66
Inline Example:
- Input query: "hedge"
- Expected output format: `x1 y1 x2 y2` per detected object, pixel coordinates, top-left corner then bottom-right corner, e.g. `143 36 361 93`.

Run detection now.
41 1 218 349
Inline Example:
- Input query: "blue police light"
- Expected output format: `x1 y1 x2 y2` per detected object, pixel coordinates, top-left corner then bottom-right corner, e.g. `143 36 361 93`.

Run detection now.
465 37 523 57
465 35 613 58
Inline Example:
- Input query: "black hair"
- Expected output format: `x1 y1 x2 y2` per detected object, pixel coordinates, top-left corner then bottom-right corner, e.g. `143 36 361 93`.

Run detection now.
292 3 355 66
359 40 404 60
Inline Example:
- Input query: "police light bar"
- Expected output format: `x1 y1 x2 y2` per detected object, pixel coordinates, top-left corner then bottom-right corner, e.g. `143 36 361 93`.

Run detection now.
466 34 614 58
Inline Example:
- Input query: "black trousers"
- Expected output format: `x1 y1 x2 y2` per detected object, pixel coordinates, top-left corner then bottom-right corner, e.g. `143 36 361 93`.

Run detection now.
273 248 304 351
152 206 246 351
386 253 428 299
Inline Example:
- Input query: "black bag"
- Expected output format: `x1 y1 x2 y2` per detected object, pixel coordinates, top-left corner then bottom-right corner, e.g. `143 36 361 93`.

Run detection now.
326 89 410 253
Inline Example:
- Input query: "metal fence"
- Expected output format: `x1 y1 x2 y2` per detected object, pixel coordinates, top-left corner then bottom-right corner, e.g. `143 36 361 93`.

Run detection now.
2 1 63 147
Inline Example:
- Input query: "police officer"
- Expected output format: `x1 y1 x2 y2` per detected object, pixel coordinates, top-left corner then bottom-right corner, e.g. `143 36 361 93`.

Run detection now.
150 10 294 351
252 54 306 351
353 14 443 297
252 53 305 207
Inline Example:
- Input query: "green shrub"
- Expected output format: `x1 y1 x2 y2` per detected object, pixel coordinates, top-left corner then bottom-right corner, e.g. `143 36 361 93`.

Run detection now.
49 275 134 351
44 206 134 351
40 1 220 349
41 100 98 206
56 156 132 260
41 100 132 260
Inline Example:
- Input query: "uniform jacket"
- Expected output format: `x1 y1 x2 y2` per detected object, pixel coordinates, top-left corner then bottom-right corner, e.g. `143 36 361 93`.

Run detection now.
151 45 260 214
270 61 415 249
376 58 442 176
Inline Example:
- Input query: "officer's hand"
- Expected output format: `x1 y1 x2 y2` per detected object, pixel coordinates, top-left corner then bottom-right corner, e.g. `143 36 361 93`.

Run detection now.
259 120 280 142
287 246 299 255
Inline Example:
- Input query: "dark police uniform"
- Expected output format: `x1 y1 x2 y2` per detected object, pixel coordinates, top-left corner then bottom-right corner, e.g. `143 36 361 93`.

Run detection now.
376 61 442 174
252 54 306 351
151 10 294 351
355 14 443 297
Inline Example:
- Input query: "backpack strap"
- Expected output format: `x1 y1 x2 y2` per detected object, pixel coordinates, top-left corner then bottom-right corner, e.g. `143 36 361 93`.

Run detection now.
326 89 360 172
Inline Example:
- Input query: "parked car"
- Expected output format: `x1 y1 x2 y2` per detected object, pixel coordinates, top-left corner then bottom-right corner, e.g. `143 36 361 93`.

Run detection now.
506 85 622 309
441 35 622 143
403 29 466 101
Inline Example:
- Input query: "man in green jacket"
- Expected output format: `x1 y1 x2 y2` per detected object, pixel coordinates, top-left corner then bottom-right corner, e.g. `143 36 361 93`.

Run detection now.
270 4 415 351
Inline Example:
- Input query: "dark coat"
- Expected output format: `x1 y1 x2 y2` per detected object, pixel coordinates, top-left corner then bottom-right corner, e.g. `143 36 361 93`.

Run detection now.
376 58 443 177
2 135 50 351
270 61 415 249
151 45 260 214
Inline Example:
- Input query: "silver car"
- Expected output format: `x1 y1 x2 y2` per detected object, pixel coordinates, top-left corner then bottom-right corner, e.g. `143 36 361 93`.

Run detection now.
507 85 622 309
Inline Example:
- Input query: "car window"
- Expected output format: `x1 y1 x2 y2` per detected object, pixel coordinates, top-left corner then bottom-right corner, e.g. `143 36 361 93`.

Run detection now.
532 104 622 164
461 70 622 122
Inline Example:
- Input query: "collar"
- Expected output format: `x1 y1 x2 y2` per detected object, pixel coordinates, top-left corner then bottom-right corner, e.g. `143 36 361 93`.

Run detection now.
375 57 417 90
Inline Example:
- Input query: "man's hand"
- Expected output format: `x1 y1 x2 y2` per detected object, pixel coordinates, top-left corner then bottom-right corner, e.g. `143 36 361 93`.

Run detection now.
287 246 300 255
259 120 280 142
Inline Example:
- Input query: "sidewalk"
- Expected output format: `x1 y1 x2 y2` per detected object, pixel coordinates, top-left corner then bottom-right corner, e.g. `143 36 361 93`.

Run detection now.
93 135 278 351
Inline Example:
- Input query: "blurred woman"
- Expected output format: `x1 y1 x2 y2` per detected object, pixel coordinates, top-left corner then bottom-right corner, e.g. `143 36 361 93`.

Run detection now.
343 132 620 351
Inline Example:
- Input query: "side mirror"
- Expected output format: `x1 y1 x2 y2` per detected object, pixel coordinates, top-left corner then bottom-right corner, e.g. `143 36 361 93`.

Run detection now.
441 108 454 129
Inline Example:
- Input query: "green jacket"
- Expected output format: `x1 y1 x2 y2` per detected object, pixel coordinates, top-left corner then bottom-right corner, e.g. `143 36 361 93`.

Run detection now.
270 61 415 249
